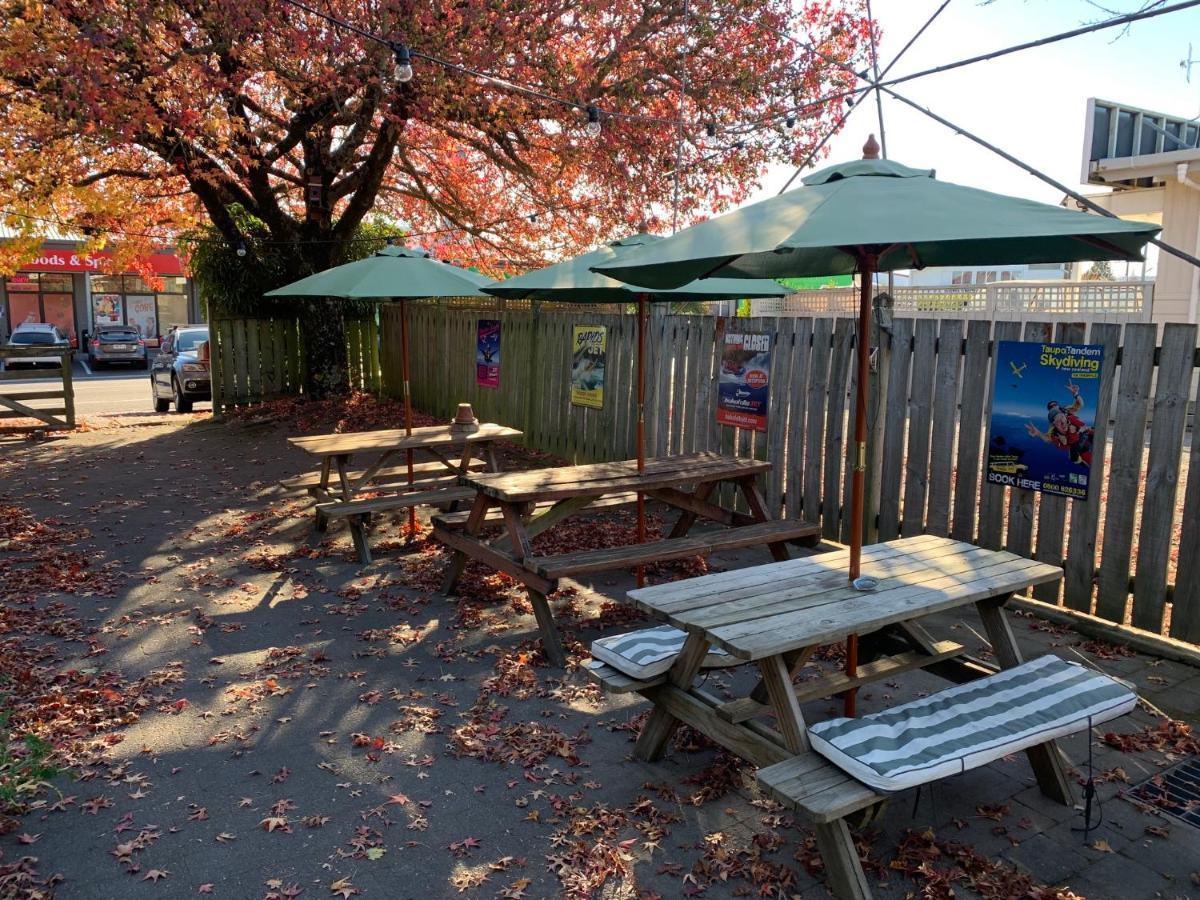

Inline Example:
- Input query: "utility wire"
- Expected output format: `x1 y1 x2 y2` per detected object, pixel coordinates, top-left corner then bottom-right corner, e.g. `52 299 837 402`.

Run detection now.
879 84 1200 271
879 0 1200 89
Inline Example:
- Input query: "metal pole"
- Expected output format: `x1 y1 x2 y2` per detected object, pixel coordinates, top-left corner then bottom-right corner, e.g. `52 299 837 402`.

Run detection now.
399 298 416 535
636 295 648 588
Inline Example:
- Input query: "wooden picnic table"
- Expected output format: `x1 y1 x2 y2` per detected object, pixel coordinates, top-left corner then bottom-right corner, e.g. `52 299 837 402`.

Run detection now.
435 451 820 666
287 422 522 563
590 534 1071 898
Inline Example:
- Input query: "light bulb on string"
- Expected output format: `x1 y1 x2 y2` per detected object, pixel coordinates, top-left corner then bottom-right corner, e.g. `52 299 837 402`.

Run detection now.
705 122 717 138
235 240 247 258
785 114 795 129
392 43 413 84
585 105 602 137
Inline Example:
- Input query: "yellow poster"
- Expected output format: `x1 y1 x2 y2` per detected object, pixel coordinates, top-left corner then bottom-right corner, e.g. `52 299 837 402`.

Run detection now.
570 325 606 409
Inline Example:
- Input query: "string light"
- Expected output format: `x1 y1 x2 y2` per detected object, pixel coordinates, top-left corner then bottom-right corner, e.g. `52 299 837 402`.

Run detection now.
785 114 795 128
705 122 717 138
585 105 602 137
235 239 247 257
392 43 414 84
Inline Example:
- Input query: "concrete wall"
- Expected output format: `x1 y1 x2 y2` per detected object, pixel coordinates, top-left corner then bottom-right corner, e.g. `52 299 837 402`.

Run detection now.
1154 179 1200 326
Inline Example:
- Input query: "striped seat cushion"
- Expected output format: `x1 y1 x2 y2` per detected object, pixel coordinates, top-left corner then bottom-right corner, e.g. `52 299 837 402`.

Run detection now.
591 625 740 680
808 655 1137 793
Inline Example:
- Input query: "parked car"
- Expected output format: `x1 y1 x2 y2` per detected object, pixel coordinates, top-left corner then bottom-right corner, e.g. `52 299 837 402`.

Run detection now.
3 323 71 369
150 325 210 413
88 325 148 369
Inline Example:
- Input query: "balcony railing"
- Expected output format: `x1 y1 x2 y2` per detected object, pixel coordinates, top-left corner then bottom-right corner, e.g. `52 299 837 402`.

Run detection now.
754 280 1153 323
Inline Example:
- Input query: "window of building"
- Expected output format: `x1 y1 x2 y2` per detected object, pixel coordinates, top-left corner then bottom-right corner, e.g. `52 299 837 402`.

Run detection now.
4 273 77 345
88 274 190 345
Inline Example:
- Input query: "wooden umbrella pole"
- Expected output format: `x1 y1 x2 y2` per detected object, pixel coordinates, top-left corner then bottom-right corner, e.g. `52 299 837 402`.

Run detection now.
844 257 875 717
635 295 648 588
400 299 416 536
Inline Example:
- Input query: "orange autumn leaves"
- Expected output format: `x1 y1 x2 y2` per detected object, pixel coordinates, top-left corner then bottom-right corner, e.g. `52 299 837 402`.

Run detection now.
0 0 872 275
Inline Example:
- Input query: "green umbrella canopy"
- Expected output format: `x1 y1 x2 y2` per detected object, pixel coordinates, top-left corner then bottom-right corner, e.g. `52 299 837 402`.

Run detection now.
483 233 791 301
593 159 1162 289
264 245 490 299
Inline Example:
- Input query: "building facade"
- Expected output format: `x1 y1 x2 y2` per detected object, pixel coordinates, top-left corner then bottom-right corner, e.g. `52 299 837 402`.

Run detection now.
0 238 202 348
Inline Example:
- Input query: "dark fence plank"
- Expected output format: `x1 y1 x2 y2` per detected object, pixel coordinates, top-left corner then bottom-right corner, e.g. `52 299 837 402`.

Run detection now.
901 318 937 536
1062 322 1122 612
877 317 913 540
977 320 1022 550
926 319 964 537
1130 323 1196 632
950 320 992 542
1095 323 1157 623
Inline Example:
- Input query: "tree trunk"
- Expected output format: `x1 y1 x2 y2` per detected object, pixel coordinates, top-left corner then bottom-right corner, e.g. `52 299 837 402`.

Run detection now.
300 298 348 398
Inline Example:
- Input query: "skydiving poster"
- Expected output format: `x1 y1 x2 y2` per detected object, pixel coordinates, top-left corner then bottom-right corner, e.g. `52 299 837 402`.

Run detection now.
986 340 1104 500
717 331 771 432
476 319 500 388
570 325 606 409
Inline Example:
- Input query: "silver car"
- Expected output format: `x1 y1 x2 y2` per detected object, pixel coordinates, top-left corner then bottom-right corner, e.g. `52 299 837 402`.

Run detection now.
4 323 70 369
88 325 148 369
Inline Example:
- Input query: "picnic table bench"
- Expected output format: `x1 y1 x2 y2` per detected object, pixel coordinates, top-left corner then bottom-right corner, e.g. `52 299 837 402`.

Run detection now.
287 422 522 563
436 451 820 666
585 535 1125 899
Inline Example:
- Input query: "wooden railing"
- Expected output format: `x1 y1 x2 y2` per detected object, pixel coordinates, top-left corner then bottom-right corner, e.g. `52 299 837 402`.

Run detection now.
0 347 75 433
756 280 1154 324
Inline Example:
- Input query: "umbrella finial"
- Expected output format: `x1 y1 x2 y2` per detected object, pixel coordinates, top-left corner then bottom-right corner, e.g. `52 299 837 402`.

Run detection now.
862 134 881 160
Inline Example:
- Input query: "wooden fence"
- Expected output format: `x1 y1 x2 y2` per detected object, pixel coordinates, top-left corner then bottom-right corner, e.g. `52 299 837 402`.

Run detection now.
385 299 1200 645
211 316 380 413
0 347 75 433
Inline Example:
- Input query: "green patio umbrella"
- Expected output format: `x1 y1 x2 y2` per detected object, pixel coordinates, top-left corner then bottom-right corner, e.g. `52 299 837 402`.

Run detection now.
266 245 490 531
595 139 1160 712
484 233 791 584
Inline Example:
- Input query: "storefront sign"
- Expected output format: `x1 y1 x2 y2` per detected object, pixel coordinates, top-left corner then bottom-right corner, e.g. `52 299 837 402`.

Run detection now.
985 340 1104 500
475 319 500 388
570 325 606 409
19 246 184 276
717 331 771 432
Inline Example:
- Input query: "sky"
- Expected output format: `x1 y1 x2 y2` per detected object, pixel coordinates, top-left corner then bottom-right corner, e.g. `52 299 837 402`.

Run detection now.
751 0 1200 205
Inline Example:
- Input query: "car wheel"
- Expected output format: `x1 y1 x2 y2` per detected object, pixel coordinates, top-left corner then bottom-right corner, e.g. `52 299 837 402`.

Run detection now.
152 379 170 413
172 378 193 413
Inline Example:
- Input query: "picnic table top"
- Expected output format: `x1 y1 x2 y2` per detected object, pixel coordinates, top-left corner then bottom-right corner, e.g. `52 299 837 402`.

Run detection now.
288 422 522 457
459 451 772 503
626 534 1063 661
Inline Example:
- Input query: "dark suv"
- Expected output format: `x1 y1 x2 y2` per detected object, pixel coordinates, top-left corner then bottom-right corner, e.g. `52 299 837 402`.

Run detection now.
150 325 210 412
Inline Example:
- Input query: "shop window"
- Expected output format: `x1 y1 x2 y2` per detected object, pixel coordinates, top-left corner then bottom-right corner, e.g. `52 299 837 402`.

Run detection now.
157 294 189 332
4 273 79 345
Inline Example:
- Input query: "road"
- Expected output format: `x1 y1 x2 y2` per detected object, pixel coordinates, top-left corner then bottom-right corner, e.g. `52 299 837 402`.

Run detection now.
3 362 211 418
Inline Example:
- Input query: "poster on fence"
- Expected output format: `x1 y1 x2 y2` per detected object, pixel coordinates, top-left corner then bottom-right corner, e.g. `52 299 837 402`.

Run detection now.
570 325 606 409
985 340 1104 500
717 331 771 432
476 319 501 388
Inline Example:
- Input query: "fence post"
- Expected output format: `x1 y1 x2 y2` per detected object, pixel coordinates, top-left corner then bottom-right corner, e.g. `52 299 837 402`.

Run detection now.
210 324 224 419
61 349 75 428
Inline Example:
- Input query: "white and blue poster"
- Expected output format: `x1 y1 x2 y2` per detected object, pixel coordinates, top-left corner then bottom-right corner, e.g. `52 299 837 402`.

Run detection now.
717 331 771 432
986 341 1104 500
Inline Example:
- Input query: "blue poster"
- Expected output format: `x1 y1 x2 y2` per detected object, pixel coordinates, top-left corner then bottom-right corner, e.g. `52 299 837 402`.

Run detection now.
986 341 1104 500
717 331 771 432
476 319 500 388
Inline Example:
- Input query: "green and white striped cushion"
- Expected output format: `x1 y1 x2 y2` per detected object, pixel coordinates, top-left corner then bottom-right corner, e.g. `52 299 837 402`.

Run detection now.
808 655 1136 792
591 625 740 679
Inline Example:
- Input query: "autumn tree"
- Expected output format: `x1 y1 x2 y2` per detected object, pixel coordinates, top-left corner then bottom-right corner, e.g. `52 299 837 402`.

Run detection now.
0 0 871 395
